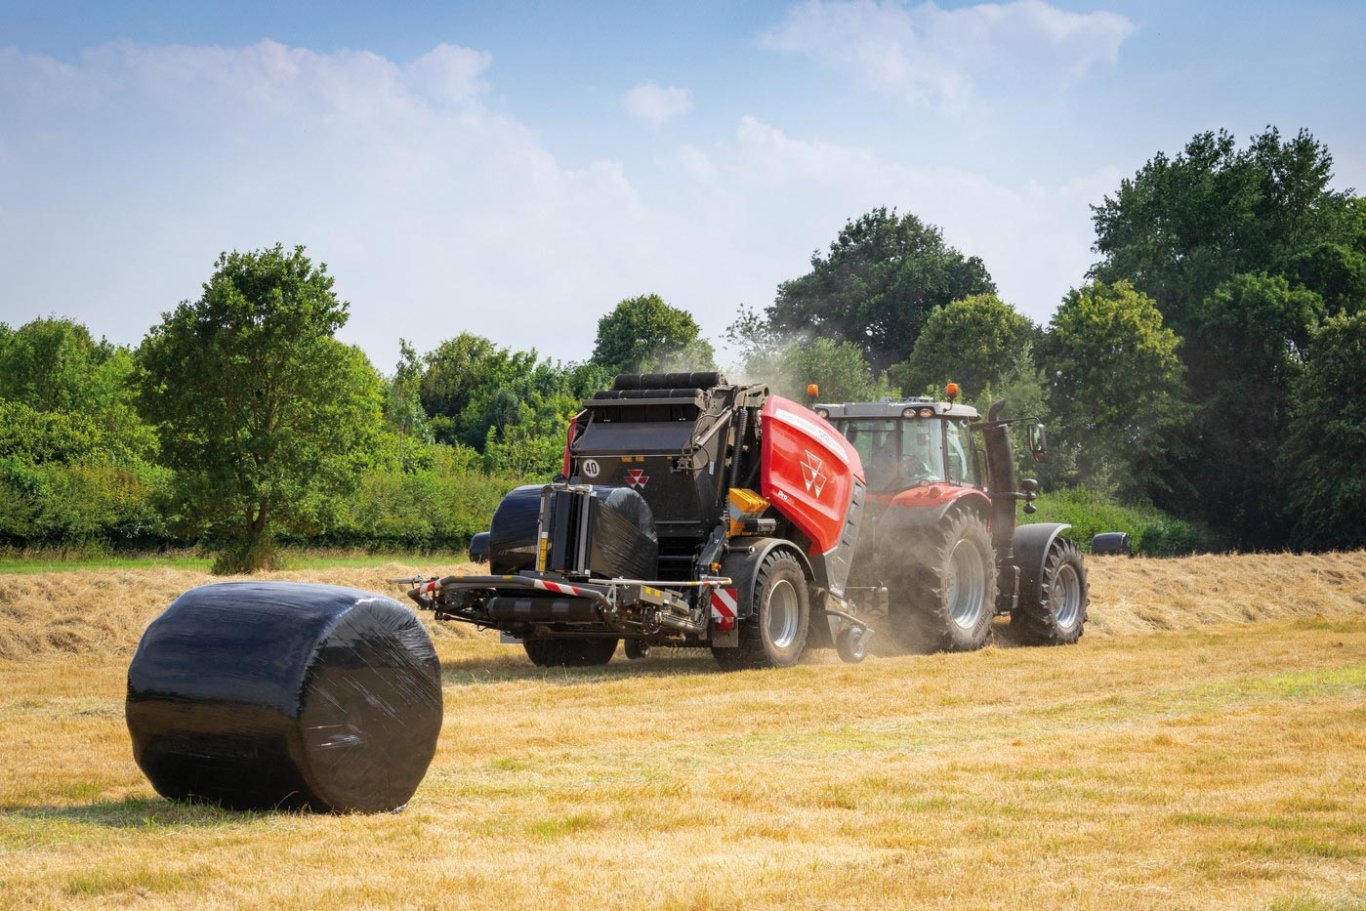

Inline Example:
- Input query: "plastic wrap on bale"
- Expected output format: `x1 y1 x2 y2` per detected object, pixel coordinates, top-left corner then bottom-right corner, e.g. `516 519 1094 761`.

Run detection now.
577 486 658 580
488 485 544 574
126 582 443 813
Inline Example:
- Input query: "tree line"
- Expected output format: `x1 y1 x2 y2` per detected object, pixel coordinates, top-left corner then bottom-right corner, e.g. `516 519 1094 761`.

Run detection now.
2 126 1362 569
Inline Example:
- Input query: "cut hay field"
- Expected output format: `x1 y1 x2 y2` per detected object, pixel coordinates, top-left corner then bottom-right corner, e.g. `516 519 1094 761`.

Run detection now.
1 552 1364 910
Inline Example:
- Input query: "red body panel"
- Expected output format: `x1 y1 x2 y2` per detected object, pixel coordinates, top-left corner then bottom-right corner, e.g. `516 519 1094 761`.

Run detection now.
760 396 865 554
890 484 990 513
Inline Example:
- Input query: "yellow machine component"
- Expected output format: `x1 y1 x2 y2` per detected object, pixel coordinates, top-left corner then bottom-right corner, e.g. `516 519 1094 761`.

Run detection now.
727 488 769 537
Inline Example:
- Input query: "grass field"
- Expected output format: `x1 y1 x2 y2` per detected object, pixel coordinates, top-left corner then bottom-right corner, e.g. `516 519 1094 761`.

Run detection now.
1 553 1364 909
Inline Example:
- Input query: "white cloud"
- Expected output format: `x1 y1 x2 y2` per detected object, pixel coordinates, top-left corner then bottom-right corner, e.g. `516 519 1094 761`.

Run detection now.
762 0 1134 105
0 38 1124 377
406 43 492 106
0 41 657 367
711 116 1119 328
623 81 694 128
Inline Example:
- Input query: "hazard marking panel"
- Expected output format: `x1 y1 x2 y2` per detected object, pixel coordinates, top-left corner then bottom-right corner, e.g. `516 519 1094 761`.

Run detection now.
710 586 738 631
533 579 583 597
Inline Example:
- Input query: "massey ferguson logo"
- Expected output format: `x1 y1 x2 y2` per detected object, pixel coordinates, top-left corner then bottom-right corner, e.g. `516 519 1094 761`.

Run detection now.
801 451 828 497
625 468 650 489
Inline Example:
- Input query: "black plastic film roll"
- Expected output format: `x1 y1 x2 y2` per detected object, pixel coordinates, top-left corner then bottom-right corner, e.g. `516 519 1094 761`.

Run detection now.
126 582 443 813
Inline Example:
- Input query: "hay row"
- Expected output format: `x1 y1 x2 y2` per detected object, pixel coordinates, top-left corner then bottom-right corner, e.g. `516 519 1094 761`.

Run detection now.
2 551 1364 662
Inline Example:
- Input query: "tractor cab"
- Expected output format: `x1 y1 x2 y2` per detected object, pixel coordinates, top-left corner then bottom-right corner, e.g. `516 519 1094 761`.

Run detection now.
813 397 984 498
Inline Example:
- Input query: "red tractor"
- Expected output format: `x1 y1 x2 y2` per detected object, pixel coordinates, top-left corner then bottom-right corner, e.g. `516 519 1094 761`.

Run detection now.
814 387 1088 651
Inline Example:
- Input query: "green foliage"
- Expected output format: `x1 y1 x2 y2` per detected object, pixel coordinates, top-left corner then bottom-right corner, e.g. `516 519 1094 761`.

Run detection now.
1090 127 1362 550
889 293 1038 400
591 294 716 375
1040 281 1188 499
1026 487 1222 557
319 442 521 551
772 337 889 403
418 333 608 465
769 207 994 371
1180 273 1326 547
1281 312 1366 551
385 339 433 467
1092 127 1353 338
0 318 158 464
0 320 166 547
725 306 889 402
136 244 386 572
420 333 537 445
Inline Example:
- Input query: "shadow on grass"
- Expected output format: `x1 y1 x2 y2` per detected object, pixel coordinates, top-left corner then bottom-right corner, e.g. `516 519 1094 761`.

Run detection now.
0 795 262 828
439 650 722 687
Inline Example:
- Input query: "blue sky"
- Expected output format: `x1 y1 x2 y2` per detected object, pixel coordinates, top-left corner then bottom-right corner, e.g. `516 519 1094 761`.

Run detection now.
2 1 1363 372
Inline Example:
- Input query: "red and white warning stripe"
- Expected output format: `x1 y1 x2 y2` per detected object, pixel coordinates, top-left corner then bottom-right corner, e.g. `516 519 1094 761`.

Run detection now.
533 578 585 597
710 587 738 631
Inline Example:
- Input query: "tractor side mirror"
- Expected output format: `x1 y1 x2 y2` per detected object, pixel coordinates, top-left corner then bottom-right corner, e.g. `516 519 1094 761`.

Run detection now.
1027 423 1047 462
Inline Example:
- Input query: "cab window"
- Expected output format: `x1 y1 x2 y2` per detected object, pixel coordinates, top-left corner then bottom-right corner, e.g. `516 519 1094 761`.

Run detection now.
944 419 973 485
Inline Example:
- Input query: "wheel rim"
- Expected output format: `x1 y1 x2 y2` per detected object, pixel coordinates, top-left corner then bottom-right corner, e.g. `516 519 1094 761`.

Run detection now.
1052 563 1081 629
946 539 987 629
767 579 800 649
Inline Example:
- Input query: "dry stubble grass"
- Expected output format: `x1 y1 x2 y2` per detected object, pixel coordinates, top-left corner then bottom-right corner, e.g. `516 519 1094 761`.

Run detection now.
0 553 1364 909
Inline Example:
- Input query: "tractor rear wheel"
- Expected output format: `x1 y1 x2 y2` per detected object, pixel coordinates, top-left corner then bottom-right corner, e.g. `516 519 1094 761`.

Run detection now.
888 509 997 652
1011 537 1088 645
713 550 810 670
523 636 619 667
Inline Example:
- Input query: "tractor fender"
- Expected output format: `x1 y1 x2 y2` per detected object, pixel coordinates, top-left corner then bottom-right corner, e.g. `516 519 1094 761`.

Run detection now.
1012 523 1073 603
718 537 813 622
881 487 991 537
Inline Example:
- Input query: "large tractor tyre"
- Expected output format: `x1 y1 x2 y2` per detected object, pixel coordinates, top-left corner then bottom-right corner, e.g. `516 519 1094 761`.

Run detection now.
713 550 811 671
523 636 619 667
888 509 997 653
1011 538 1088 645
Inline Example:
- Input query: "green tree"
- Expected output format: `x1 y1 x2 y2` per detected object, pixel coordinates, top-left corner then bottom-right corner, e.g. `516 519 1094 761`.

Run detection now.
1281 311 1366 550
1041 281 1187 498
1182 273 1325 547
1091 127 1353 337
385 339 432 470
418 333 605 459
136 245 385 572
768 207 994 371
591 294 716 375
0 319 165 547
726 306 888 403
419 333 536 442
1283 196 1366 316
0 318 156 460
888 293 1038 399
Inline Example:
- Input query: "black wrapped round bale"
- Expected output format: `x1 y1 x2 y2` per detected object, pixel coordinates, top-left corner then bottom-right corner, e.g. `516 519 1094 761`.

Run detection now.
126 582 443 813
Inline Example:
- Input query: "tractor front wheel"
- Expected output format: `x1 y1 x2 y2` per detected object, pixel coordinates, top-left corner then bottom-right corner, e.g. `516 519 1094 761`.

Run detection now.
1011 538 1088 645
713 550 810 670
888 509 997 652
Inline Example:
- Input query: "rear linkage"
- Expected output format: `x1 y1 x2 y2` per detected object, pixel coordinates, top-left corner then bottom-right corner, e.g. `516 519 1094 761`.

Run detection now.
392 567 733 640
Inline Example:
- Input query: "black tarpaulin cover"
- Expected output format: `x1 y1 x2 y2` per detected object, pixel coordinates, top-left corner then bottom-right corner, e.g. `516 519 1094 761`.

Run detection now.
488 484 544 574
126 582 443 813
489 484 658 580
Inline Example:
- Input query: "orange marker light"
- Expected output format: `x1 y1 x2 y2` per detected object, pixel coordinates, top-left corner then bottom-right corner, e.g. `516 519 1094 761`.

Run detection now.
806 383 820 400
945 382 960 402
